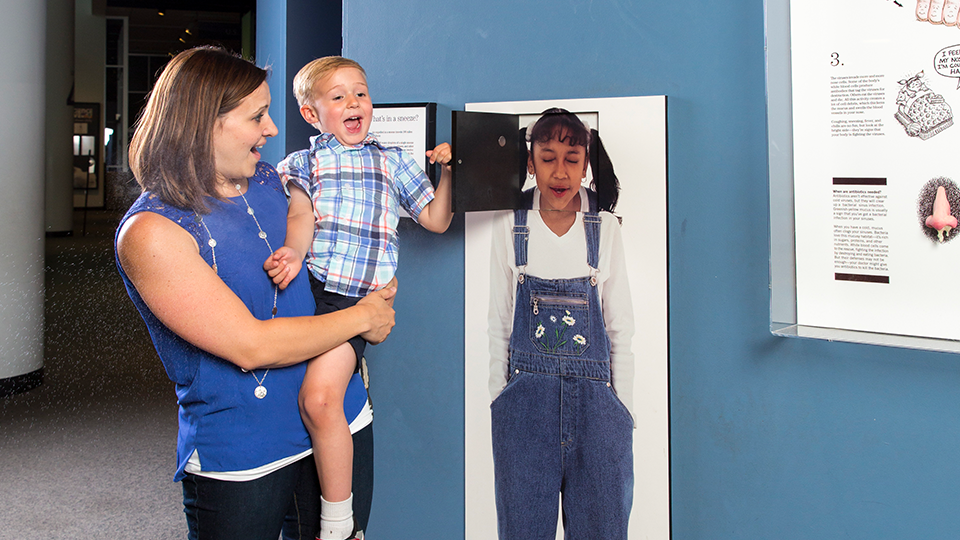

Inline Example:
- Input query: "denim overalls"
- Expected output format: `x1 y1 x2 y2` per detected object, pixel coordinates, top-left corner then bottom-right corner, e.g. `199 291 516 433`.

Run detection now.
491 210 634 540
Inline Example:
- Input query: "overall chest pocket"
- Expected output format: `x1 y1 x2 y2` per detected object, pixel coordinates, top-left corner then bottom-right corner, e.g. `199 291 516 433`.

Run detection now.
528 292 591 356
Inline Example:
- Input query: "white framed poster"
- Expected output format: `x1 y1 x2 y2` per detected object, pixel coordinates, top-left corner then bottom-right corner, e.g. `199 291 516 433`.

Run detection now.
370 103 438 219
463 96 669 540
370 102 436 183
770 0 960 350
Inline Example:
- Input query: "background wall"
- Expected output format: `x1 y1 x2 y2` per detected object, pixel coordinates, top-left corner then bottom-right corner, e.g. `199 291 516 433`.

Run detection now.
280 0 960 538
45 0 75 233
74 0 105 208
257 0 343 166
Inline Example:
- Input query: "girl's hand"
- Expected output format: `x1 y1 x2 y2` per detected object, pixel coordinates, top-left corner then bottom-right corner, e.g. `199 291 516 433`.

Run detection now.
426 143 452 169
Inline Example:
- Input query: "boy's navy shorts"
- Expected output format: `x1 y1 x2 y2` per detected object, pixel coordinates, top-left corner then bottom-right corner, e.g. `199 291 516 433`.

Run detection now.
308 274 366 371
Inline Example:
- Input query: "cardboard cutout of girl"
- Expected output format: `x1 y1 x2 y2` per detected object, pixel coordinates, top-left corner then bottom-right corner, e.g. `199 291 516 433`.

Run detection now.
487 108 635 539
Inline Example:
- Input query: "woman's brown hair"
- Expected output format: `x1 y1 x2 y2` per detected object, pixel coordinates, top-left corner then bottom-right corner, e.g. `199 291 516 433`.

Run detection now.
128 46 267 213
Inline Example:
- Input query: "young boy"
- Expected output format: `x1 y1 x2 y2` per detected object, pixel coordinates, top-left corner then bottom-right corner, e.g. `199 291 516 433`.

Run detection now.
264 57 452 540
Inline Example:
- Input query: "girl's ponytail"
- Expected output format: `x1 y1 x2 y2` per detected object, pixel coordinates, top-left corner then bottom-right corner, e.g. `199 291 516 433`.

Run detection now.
590 128 621 213
518 126 529 193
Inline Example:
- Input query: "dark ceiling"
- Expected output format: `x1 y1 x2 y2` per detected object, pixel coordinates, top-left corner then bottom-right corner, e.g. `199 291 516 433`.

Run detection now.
105 0 255 56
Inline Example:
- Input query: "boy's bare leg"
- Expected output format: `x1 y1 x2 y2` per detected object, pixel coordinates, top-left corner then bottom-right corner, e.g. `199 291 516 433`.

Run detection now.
300 342 357 538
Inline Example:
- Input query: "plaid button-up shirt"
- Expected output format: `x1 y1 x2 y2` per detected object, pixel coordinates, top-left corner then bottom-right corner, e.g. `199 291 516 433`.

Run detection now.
279 132 435 297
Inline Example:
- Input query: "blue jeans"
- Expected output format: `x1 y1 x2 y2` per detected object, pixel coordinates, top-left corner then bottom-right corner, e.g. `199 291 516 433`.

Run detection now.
182 423 374 540
491 371 634 540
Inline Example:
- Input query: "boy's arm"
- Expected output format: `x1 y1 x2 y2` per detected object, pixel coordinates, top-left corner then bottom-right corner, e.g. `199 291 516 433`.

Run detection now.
417 143 454 233
284 186 315 258
264 185 315 289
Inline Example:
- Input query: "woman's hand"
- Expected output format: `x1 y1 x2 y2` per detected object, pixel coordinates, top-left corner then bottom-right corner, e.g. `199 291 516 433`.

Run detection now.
380 276 398 308
356 279 398 344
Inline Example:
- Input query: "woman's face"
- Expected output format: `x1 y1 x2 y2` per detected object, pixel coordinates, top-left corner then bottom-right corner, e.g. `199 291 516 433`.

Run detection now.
212 81 278 183
529 134 588 212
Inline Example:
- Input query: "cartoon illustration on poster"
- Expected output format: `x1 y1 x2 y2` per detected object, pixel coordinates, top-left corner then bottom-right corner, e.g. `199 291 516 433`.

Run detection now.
894 70 953 139
790 0 960 340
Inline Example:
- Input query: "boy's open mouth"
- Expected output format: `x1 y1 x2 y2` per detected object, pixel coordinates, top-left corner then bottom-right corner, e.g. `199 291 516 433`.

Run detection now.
550 187 569 196
344 116 362 132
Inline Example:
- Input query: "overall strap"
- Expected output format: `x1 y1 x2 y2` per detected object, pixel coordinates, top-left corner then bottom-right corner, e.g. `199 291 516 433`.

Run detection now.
512 210 529 280
583 212 602 283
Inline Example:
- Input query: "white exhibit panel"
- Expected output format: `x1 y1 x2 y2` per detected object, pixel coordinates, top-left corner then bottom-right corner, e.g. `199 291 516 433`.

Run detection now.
463 96 670 540
767 0 960 352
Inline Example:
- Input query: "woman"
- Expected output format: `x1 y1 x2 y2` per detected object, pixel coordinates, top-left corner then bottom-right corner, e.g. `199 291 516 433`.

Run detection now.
115 46 394 540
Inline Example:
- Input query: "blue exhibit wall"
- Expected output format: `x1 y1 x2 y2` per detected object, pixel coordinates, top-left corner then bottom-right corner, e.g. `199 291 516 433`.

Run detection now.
257 0 342 166
280 0 341 157
274 1 960 539
257 0 465 535
254 0 286 166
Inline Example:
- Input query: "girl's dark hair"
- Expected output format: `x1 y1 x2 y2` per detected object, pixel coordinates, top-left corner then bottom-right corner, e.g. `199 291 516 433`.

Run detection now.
520 107 621 212
128 46 268 214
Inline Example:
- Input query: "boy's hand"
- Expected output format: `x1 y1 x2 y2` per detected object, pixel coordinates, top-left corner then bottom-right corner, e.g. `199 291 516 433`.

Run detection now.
263 246 303 290
425 142 452 169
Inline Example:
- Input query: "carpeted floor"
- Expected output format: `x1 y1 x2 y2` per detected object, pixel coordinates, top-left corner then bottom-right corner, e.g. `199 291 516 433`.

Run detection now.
0 210 183 539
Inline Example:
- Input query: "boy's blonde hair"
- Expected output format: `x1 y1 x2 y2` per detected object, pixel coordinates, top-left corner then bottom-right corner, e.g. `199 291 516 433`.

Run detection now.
293 56 367 107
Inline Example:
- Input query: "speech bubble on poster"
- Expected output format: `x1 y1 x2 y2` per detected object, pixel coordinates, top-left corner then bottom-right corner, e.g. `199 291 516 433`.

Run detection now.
934 45 960 88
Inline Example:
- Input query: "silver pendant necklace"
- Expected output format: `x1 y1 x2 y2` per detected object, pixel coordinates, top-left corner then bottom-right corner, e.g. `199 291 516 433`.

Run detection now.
196 180 276 399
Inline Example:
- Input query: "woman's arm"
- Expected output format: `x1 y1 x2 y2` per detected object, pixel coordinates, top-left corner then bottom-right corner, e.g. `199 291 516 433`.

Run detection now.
117 211 395 371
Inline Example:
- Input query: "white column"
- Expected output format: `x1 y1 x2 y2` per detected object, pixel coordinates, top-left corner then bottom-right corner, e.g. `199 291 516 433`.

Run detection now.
0 0 46 393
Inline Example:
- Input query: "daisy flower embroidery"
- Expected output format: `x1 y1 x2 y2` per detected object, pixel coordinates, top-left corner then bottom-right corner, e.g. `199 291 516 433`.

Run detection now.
535 307 582 353
573 333 586 354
